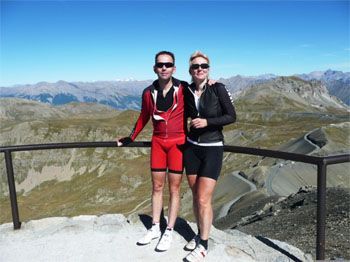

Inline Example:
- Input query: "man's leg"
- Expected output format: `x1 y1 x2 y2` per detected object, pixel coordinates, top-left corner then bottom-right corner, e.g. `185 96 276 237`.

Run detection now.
155 137 185 251
165 137 186 227
137 171 165 245
151 171 166 223
167 172 183 228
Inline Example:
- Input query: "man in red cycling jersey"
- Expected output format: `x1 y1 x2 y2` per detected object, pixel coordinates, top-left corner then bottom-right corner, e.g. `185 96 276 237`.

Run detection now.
117 51 187 252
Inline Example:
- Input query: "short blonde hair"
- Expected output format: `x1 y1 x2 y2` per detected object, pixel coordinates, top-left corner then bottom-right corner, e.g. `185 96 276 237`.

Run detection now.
189 51 210 74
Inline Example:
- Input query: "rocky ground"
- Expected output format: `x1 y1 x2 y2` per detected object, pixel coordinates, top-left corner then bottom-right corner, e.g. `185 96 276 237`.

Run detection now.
214 186 350 260
0 213 312 262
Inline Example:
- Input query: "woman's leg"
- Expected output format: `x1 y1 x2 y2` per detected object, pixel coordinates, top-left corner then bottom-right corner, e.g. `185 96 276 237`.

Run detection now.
184 142 201 232
196 176 217 241
186 174 200 230
195 146 223 241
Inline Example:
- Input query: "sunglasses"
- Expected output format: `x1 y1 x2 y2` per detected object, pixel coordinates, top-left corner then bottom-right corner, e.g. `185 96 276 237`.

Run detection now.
155 62 174 68
191 63 210 70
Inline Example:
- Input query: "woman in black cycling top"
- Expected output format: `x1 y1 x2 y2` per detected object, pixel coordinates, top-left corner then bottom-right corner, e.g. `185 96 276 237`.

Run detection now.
183 51 236 262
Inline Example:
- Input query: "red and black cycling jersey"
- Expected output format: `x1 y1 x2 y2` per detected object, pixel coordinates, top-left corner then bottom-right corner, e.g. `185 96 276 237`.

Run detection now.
127 77 188 140
156 85 175 112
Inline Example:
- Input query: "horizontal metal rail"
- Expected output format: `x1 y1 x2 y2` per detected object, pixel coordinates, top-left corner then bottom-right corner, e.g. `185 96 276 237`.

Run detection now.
0 141 151 152
1 141 349 260
1 141 347 165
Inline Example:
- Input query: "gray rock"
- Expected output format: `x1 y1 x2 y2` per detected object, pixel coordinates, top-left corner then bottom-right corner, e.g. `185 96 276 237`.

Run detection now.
0 214 313 262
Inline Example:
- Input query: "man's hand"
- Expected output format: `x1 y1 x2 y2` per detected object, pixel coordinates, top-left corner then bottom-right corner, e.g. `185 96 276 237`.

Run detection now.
116 139 123 147
190 118 208 129
116 137 132 147
207 78 217 85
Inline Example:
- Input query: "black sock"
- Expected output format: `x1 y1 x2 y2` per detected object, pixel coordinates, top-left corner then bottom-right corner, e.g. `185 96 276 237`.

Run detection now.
199 238 208 250
197 228 201 236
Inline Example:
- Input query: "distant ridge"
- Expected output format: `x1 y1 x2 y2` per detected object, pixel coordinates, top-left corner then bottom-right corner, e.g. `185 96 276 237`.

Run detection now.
295 69 350 106
235 76 349 115
0 70 349 109
218 73 277 93
0 80 152 111
0 98 120 121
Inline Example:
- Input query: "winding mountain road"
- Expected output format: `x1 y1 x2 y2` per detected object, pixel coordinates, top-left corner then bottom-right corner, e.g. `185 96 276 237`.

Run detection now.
266 129 321 196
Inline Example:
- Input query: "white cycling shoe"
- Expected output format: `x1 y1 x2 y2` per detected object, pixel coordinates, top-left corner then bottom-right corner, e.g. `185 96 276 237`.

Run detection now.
155 229 173 251
184 244 208 262
185 234 200 251
137 225 161 245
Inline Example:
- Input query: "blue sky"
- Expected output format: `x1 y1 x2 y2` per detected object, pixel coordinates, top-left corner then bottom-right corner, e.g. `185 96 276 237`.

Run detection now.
1 0 349 86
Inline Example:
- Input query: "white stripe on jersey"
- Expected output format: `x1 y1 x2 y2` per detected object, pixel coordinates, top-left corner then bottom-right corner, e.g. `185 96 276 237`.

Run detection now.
224 85 234 105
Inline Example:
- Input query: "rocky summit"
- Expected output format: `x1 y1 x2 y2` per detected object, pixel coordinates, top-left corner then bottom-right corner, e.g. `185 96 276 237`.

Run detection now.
0 214 313 262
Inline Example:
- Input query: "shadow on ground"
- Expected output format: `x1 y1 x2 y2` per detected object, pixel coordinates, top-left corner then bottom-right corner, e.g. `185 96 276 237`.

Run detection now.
138 209 195 243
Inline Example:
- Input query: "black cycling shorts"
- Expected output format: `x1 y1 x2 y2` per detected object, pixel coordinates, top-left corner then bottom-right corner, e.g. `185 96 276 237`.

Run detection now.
183 142 223 181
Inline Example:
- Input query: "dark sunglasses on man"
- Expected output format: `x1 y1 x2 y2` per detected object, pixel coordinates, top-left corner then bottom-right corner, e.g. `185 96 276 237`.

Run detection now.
155 62 174 68
191 63 210 70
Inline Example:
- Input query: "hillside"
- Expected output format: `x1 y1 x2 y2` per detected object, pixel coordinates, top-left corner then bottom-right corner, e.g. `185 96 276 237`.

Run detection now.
0 77 349 260
235 76 349 115
0 98 120 121
214 186 350 260
295 69 350 105
0 101 154 220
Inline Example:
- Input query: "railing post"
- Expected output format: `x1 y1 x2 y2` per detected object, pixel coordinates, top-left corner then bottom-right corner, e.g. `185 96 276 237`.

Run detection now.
316 163 326 260
4 150 21 229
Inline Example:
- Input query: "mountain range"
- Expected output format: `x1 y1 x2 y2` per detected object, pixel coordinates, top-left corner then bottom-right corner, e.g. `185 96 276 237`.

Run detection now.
1 70 349 109
0 80 151 110
295 69 350 106
0 75 349 260
235 76 349 115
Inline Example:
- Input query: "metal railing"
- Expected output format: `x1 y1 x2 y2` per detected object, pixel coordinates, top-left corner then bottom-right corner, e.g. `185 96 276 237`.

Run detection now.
1 141 349 260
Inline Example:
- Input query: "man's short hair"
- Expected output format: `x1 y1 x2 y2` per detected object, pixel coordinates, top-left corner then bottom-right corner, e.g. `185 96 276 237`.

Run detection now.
155 51 175 65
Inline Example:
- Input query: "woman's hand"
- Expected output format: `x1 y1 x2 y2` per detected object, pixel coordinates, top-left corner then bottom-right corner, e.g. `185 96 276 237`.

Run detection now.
190 118 208 129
